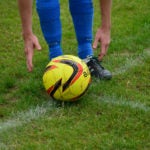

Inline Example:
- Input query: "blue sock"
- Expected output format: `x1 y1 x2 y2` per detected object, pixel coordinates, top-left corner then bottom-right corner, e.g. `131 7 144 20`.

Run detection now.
36 0 63 60
69 0 94 59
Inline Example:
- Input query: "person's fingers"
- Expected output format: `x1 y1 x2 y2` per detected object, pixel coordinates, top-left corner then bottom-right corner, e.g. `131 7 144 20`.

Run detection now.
99 53 107 60
23 34 41 72
93 37 99 49
25 46 33 72
36 43 41 51
26 60 33 72
27 49 33 72
98 43 108 61
98 52 105 61
34 36 42 50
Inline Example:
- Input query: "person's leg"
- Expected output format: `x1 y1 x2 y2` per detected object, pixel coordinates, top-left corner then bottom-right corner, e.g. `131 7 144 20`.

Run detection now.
69 0 93 59
36 0 63 59
69 0 112 80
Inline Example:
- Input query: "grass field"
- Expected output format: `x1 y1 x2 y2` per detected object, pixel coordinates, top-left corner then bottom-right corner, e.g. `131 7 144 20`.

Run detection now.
0 0 150 149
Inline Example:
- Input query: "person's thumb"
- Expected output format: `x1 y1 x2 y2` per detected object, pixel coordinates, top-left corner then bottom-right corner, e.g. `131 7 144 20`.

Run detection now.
98 44 107 61
93 38 99 49
34 37 42 50
35 42 41 50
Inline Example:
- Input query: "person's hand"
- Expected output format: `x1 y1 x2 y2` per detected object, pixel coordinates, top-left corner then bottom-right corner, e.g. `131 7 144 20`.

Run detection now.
23 33 41 72
93 27 111 61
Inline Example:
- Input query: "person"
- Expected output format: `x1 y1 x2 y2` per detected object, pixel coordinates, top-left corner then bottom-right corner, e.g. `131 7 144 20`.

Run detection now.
18 0 112 80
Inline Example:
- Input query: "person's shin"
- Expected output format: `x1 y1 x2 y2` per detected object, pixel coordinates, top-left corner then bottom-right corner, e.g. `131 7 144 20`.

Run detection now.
36 0 63 59
69 0 94 59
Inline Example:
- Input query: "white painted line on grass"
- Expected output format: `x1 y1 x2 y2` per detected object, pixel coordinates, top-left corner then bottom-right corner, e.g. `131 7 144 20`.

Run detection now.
0 101 54 133
112 48 150 76
0 49 149 148
0 142 8 150
93 95 150 112
0 103 54 149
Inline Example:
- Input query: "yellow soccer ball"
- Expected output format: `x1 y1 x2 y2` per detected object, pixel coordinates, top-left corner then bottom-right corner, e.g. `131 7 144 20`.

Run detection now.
43 55 91 101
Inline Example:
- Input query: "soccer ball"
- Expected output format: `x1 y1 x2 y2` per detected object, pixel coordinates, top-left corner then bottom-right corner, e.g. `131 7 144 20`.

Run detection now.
43 55 91 101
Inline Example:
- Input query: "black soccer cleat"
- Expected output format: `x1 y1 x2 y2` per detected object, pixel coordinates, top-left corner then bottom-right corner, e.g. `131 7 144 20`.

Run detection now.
84 56 112 80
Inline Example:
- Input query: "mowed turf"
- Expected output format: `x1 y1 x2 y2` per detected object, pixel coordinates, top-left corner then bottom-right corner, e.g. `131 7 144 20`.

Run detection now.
0 0 150 149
